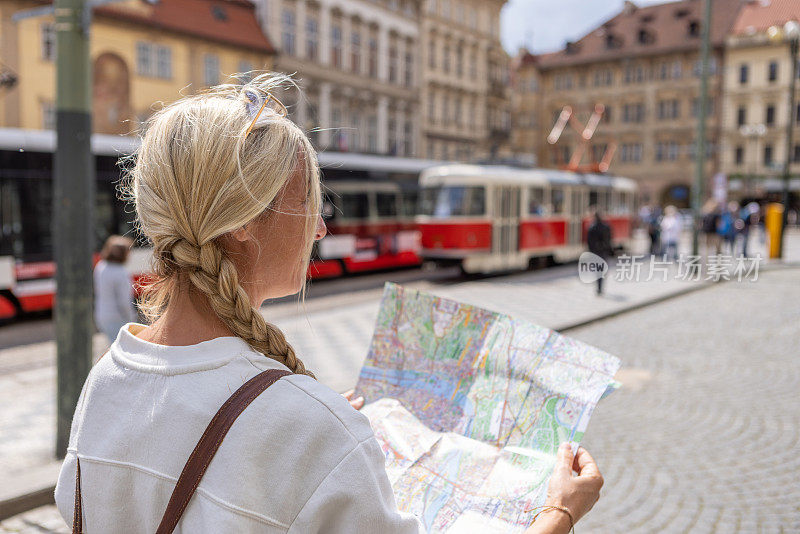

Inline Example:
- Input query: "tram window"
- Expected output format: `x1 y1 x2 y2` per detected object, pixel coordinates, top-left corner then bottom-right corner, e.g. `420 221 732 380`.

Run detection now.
551 187 565 214
420 186 484 217
340 192 369 219
400 190 418 217
589 190 599 210
376 192 399 218
467 187 485 216
0 181 22 256
528 187 545 215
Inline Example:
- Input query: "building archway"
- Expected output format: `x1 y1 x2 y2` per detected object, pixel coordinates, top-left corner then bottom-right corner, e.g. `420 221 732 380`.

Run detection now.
93 52 132 135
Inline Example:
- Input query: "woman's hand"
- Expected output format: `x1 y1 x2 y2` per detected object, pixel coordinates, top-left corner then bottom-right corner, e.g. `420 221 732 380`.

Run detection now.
525 443 604 534
342 390 365 410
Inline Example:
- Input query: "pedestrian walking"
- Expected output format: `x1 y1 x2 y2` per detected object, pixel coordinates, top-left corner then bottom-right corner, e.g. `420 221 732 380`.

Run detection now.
660 205 682 261
701 199 722 259
93 235 137 342
647 205 662 256
55 73 603 534
718 201 739 255
587 210 613 295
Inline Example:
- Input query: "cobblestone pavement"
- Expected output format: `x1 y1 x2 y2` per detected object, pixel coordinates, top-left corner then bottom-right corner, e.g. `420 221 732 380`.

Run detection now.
572 267 800 533
1 230 797 532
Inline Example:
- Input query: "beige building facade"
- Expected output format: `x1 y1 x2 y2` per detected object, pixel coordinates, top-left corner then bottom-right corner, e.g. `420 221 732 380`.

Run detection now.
720 0 800 200
512 0 743 207
419 0 510 162
256 0 421 156
0 0 275 135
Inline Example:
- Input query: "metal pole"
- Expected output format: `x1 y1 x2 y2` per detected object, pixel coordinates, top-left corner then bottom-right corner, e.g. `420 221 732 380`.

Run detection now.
55 0 94 457
691 0 712 256
779 38 798 259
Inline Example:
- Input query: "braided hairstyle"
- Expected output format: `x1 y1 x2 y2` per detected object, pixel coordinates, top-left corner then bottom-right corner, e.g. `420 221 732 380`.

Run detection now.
125 73 320 377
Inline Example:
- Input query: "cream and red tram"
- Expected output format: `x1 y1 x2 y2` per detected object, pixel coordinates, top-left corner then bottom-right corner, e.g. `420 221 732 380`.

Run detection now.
417 164 636 274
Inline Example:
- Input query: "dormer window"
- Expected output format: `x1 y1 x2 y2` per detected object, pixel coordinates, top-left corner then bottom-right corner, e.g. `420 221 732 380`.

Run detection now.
638 29 654 45
640 14 654 23
688 21 700 37
566 41 580 54
606 34 622 49
211 5 227 21
675 8 689 18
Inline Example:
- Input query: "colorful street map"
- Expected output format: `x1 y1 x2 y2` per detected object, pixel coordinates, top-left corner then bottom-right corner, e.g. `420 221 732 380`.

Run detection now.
355 283 621 533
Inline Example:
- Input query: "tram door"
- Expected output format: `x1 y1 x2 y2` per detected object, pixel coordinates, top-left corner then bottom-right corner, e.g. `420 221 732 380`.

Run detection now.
567 187 584 246
492 186 520 256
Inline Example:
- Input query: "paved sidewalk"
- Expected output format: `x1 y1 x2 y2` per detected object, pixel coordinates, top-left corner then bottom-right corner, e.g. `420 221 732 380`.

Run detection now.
0 229 797 530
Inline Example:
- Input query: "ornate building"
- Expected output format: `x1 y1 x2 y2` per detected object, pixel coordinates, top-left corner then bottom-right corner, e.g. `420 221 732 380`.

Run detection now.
0 0 275 134
720 0 800 199
512 0 743 206
255 0 421 156
419 0 511 161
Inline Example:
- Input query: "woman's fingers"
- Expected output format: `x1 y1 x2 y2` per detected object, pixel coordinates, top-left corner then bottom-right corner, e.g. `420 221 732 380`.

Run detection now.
342 390 365 410
555 442 575 478
342 389 355 400
573 447 601 478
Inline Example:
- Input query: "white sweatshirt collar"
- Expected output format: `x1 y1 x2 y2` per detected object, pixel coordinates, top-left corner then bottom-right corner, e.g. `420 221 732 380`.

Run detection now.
110 323 261 375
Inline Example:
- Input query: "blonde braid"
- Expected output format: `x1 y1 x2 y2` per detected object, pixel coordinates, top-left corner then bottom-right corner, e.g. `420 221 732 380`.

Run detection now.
169 238 313 377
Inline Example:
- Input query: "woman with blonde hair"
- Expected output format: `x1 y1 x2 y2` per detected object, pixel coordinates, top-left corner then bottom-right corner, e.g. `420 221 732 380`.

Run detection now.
55 74 603 533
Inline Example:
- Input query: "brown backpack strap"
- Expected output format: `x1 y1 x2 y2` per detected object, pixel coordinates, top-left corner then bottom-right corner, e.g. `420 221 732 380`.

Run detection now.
72 368 291 534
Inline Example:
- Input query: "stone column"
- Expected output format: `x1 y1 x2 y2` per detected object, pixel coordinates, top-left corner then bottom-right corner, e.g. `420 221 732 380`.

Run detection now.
297 0 307 58
320 4 331 66
378 26 389 82
319 81 332 147
378 95 389 153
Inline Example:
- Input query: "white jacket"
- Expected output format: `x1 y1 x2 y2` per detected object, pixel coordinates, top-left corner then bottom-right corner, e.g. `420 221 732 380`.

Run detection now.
55 324 422 533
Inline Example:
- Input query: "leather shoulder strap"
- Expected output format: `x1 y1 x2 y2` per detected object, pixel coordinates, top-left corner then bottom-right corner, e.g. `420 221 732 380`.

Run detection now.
71 368 291 534
156 368 292 534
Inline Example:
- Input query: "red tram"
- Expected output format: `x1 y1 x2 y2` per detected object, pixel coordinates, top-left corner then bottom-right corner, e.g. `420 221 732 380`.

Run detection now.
417 165 637 273
0 128 437 320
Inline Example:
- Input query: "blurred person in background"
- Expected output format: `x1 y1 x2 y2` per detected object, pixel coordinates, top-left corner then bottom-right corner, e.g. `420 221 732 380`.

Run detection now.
587 209 613 295
718 202 739 255
647 205 662 256
659 205 682 261
701 199 721 258
94 235 137 342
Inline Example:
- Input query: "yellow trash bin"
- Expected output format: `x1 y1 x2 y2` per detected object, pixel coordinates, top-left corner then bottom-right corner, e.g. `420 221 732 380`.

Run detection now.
765 203 784 259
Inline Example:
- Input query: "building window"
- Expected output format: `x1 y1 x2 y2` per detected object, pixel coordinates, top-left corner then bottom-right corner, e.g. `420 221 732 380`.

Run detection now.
404 52 413 87
41 101 55 130
442 44 450 73
156 46 172 79
692 96 715 117
428 93 435 124
203 54 220 86
624 65 645 84
388 118 397 155
456 46 463 77
623 103 644 123
554 74 574 90
688 20 700 37
136 42 152 76
281 9 296 55
796 103 800 123
306 18 319 60
403 120 413 156
735 146 744 165
351 32 361 73
620 143 642 163
657 99 679 120
331 25 342 68
766 104 775 127
737 106 746 127
368 37 378 77
593 69 613 86
368 115 378 152
768 61 778 82
428 37 436 69
794 144 800 163
655 141 679 161
739 63 749 85
389 45 398 83
41 23 56 61
764 144 773 166
470 51 477 78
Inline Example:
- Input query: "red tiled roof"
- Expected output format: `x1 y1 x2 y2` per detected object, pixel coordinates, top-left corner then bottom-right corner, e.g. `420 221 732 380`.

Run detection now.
95 0 274 53
731 0 800 35
536 0 744 69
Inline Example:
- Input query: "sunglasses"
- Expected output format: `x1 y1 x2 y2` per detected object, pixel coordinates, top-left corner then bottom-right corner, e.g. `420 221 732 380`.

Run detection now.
244 89 288 138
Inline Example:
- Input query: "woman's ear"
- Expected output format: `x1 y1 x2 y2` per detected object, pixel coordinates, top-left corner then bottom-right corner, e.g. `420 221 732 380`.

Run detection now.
228 225 252 243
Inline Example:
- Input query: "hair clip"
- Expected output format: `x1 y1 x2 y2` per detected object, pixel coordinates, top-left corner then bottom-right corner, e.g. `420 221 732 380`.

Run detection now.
244 89 288 138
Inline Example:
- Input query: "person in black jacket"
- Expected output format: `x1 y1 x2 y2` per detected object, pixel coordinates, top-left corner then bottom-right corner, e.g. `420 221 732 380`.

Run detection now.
587 210 613 295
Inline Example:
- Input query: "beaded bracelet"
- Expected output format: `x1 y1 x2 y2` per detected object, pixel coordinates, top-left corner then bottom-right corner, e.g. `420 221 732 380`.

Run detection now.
527 505 575 533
